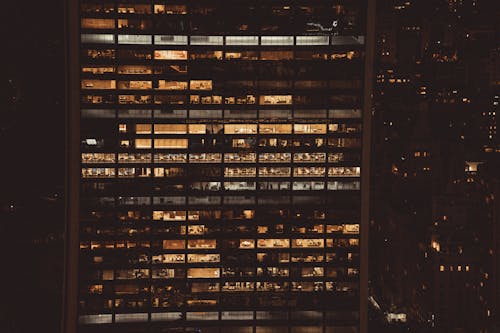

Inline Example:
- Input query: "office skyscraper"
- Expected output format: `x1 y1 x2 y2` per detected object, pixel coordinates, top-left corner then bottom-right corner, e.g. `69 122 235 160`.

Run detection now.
63 1 375 332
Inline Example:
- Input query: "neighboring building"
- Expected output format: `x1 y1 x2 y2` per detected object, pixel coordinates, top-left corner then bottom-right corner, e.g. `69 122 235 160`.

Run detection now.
425 162 498 333
63 1 375 333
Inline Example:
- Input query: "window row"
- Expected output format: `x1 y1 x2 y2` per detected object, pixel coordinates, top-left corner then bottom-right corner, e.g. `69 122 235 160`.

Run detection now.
81 80 361 95
84 266 359 284
82 80 212 90
81 94 359 106
81 34 364 46
108 123 361 134
85 137 361 149
82 152 358 164
83 48 361 61
81 108 362 119
81 166 360 178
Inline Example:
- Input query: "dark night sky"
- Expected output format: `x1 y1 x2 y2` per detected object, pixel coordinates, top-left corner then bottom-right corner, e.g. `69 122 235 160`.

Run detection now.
1 3 65 333
2 1 65 200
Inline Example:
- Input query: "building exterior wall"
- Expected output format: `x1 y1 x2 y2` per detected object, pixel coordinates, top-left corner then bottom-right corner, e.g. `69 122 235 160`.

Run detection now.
64 1 375 332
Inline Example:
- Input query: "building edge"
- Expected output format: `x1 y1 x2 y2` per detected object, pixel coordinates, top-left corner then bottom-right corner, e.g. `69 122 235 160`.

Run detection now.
360 1 376 333
62 0 80 332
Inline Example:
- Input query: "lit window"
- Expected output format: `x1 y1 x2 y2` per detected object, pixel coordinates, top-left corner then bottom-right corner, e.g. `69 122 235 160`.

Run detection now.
224 167 257 177
118 80 152 90
117 4 151 14
258 167 291 177
226 36 258 45
294 124 326 134
259 95 292 105
190 80 213 90
259 153 291 163
296 36 329 45
81 80 116 90
188 254 220 263
239 239 256 248
153 210 186 221
81 153 115 164
293 167 326 177
190 36 223 45
81 34 115 44
328 167 361 177
260 51 293 60
224 124 257 134
154 35 188 45
257 239 290 248
157 80 188 90
187 268 220 278
162 240 185 249
81 18 115 29
259 124 292 134
261 36 294 45
154 50 188 60
224 152 256 163
81 168 115 178
135 139 152 149
154 124 186 134
118 35 152 45
292 239 324 248
187 239 217 249
82 66 115 74
117 65 151 75
135 124 152 134
188 124 206 134
154 139 188 149
154 153 186 163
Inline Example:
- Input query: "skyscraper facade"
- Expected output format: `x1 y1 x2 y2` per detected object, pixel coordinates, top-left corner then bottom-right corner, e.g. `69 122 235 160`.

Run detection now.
64 1 374 332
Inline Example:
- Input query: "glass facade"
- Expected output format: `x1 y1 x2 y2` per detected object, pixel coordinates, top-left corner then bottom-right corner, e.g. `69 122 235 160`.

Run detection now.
70 1 373 332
